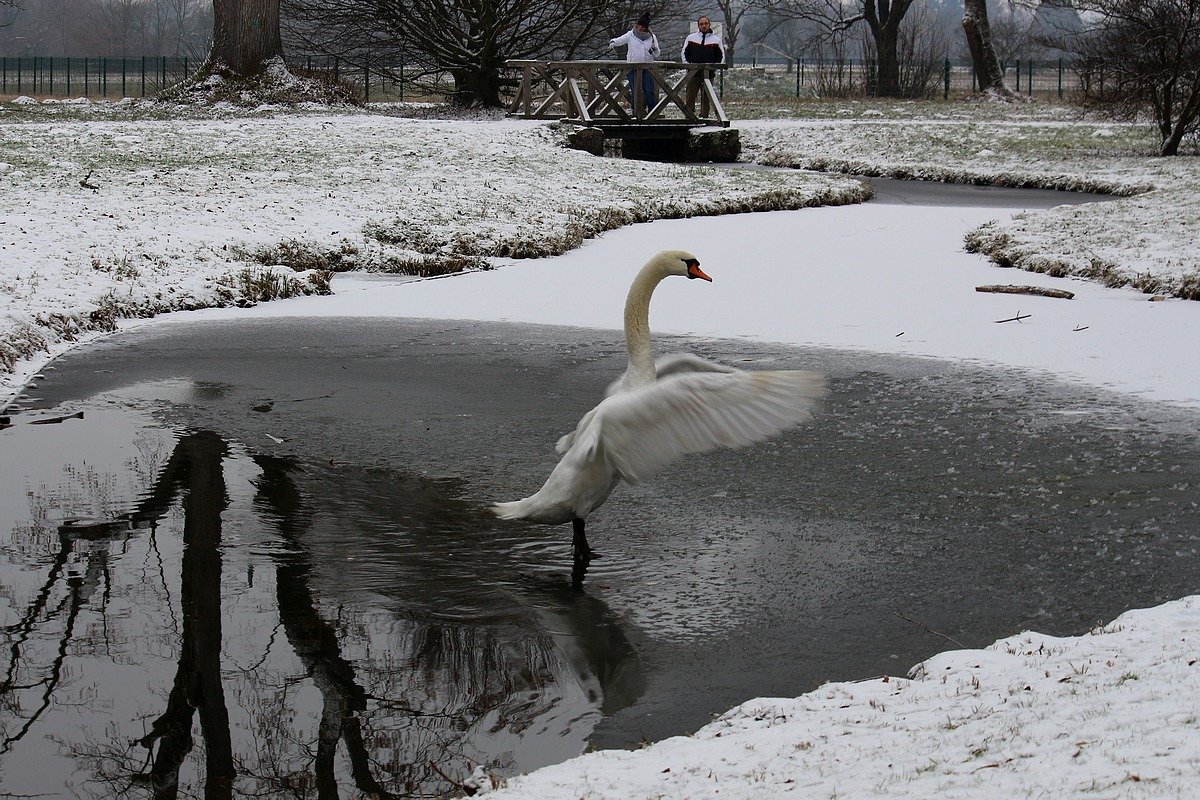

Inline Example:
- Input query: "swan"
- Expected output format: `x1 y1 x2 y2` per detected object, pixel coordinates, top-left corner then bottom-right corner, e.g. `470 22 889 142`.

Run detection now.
492 249 827 566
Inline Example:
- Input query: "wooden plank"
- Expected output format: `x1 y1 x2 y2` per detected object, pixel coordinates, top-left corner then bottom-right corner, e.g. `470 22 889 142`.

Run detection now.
530 64 570 118
548 60 726 69
701 77 729 126
579 69 631 121
508 60 731 126
644 66 690 122
567 77 593 123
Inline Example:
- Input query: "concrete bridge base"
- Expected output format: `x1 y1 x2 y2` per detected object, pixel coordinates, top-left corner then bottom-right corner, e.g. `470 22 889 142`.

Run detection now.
561 124 740 163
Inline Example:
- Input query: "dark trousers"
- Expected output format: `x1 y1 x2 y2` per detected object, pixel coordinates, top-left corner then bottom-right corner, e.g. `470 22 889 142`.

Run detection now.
685 68 716 115
627 68 656 116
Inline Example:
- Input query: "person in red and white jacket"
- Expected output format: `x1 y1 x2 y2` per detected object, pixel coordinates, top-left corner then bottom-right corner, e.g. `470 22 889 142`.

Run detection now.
680 15 725 113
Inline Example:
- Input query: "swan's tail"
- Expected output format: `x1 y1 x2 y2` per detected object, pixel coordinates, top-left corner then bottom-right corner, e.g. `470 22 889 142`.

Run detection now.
491 497 535 521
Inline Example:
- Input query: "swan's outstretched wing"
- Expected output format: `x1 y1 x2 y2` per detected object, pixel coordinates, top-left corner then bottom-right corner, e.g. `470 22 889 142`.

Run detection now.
604 353 739 398
594 369 828 483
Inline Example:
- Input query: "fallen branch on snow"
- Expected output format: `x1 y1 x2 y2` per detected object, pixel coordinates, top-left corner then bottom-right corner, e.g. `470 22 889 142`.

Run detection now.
976 284 1074 300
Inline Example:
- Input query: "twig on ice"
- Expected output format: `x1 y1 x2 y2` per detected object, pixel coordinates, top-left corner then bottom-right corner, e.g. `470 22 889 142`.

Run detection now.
894 609 969 649
994 311 1031 324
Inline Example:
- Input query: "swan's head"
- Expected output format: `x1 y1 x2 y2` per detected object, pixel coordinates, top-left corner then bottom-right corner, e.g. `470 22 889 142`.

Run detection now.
650 250 712 282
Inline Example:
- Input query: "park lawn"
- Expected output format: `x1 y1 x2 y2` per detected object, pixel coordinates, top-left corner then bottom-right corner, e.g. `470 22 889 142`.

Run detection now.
0 100 863 387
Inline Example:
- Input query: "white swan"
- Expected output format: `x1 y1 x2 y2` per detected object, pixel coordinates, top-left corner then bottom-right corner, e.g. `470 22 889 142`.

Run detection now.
492 249 827 565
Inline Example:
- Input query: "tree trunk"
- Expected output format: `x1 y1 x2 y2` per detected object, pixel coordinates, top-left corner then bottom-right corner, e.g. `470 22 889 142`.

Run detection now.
451 62 503 107
962 0 1011 96
875 22 901 96
209 0 282 75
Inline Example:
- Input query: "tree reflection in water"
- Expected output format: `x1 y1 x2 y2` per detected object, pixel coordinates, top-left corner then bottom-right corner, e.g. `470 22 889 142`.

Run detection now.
0 428 643 798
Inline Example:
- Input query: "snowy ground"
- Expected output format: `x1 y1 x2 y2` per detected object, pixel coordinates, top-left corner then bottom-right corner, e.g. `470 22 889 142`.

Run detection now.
4 98 1200 798
486 596 1200 799
741 111 1200 299
0 100 862 387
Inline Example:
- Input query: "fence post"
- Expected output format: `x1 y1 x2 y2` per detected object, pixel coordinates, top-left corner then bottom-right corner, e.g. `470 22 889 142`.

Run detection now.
1057 58 1063 99
1027 60 1033 96
1015 58 1020 92
101 57 107 97
49 57 54 96
160 56 166 92
66 57 71 95
795 58 800 97
944 58 950 100
363 56 370 102
84 58 88 97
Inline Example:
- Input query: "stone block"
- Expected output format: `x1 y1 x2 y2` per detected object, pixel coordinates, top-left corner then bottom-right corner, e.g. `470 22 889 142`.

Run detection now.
684 127 741 163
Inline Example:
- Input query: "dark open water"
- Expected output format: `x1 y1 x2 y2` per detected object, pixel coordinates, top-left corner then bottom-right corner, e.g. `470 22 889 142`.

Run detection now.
2 316 1198 798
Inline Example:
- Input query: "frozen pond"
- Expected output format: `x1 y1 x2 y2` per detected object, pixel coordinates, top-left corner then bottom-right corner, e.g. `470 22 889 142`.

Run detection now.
3 183 1197 798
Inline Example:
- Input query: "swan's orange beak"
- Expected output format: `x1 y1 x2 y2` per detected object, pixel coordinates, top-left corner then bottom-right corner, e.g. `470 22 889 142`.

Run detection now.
686 260 712 282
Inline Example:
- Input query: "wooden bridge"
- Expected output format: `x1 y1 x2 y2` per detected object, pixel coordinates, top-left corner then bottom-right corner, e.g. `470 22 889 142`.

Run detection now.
507 59 729 134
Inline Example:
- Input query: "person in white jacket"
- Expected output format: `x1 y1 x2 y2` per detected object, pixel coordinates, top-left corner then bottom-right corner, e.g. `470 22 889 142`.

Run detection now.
680 15 725 114
609 12 661 115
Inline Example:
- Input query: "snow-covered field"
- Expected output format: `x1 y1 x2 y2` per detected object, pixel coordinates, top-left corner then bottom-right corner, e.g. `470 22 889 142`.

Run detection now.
742 110 1200 299
4 97 1200 799
0 101 862 388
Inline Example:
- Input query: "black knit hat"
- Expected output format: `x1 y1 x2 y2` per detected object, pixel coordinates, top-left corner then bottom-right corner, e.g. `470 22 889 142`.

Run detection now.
637 11 651 28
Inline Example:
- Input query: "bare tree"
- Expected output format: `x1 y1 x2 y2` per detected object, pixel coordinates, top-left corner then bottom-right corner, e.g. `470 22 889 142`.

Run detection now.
1 0 22 28
207 0 281 74
0 0 211 56
1040 0 1200 155
714 0 767 64
285 0 679 107
766 0 922 96
963 0 1014 96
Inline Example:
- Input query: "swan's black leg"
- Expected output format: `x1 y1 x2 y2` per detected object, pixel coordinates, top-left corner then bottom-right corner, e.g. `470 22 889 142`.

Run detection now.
571 551 589 590
571 517 593 563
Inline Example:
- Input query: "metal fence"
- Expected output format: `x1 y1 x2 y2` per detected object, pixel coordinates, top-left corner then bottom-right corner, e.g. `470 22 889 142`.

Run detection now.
727 56 1086 100
0 54 1086 103
0 55 412 101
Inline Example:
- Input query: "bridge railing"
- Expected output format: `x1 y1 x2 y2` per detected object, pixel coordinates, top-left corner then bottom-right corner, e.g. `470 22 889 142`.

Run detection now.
507 60 729 127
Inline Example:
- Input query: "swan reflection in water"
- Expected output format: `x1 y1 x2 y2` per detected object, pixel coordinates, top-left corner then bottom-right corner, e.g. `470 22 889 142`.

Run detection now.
0 428 643 798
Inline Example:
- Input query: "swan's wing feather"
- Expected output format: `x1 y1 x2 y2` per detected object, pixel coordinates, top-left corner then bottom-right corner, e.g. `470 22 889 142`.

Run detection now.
604 353 739 398
595 370 827 483
555 406 599 454
654 353 740 379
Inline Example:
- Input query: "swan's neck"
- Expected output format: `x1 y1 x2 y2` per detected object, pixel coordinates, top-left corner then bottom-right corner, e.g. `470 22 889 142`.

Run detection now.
623 265 665 386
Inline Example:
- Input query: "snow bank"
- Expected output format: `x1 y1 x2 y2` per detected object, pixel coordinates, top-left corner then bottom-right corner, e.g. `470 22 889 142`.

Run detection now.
490 596 1200 799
